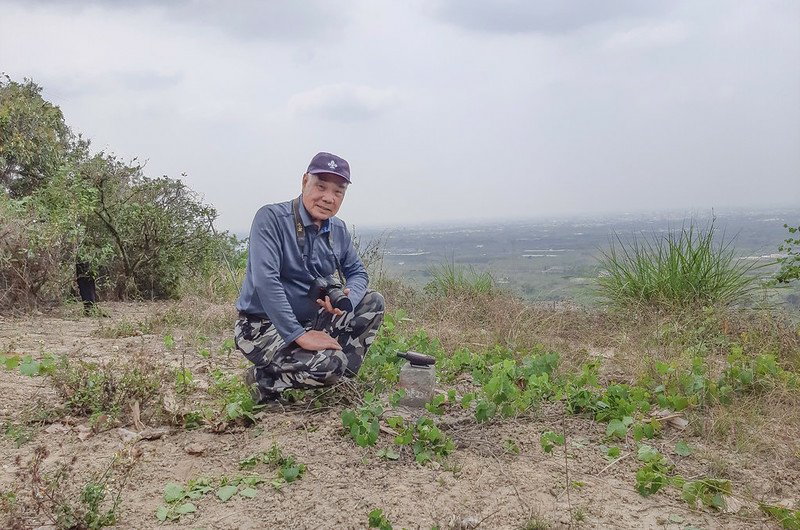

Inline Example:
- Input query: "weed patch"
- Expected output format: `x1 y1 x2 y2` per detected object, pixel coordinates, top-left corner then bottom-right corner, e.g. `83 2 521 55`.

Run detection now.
49 356 161 425
14 445 135 529
158 444 305 522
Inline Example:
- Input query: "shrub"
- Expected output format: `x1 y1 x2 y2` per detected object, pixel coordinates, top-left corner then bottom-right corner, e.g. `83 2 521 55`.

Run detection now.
776 223 800 284
597 220 759 310
0 175 95 308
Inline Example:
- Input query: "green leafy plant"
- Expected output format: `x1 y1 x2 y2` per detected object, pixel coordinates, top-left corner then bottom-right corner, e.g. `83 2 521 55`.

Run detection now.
341 392 384 447
1 353 56 376
678 478 731 510
237 443 306 490
368 508 394 530
209 369 260 424
634 445 671 496
539 431 565 454
174 367 195 395
0 489 16 514
761 503 800 529
156 474 270 522
503 438 521 455
391 416 455 464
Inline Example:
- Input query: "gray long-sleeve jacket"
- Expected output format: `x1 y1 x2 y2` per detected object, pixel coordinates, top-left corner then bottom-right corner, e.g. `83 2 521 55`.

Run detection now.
235 196 369 344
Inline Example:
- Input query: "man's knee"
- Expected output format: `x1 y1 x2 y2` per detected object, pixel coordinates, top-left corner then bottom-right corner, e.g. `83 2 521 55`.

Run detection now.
356 290 385 315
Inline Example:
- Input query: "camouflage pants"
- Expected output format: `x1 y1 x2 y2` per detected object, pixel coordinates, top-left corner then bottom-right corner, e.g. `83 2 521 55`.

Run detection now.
234 291 385 394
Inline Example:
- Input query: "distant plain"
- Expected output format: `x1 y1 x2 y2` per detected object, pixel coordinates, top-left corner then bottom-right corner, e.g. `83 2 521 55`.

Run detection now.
359 207 800 308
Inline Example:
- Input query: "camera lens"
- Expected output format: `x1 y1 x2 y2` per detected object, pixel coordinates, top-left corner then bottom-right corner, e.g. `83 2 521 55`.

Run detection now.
327 286 353 312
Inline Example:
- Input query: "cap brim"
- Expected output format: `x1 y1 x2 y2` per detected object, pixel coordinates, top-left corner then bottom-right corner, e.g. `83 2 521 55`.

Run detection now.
308 169 351 183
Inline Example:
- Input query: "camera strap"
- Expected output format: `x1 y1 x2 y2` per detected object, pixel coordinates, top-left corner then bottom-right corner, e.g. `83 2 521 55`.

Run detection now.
292 197 346 286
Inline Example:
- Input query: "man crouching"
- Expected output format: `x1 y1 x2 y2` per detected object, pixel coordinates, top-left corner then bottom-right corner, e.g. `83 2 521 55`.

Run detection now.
234 152 384 404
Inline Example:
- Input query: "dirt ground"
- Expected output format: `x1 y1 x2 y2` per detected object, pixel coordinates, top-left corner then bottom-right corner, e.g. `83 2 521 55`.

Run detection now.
0 302 792 529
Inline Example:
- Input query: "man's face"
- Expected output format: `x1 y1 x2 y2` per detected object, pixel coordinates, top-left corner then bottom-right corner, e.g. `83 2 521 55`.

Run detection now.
301 173 348 224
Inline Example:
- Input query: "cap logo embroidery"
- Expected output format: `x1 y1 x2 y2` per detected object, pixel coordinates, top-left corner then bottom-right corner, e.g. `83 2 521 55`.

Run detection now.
328 160 338 170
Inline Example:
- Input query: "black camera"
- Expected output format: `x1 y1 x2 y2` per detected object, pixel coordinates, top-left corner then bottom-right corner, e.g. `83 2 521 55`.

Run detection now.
308 275 352 313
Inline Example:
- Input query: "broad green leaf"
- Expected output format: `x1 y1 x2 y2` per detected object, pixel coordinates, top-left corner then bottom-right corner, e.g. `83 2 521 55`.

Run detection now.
675 440 692 456
176 502 196 514
281 465 301 482
216 485 238 502
606 419 627 439
239 487 258 498
19 356 40 376
637 444 660 463
155 505 169 521
163 482 185 503
3 355 20 370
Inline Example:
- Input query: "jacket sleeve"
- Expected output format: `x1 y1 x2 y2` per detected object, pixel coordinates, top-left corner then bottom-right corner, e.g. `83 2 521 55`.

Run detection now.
338 222 369 309
250 208 306 344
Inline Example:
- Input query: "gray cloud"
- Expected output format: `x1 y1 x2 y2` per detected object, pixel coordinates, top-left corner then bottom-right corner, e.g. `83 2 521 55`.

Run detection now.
14 0 351 41
288 84 400 122
430 0 669 34
27 71 182 103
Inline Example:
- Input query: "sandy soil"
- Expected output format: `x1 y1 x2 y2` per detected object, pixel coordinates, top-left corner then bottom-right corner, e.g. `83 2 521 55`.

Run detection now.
0 302 791 529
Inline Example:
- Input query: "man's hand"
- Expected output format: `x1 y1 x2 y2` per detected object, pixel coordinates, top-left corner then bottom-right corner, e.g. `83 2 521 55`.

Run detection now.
295 330 342 351
315 288 351 316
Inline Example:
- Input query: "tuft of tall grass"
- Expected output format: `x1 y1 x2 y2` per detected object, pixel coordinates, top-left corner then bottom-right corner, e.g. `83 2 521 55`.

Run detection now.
596 220 760 310
424 261 494 297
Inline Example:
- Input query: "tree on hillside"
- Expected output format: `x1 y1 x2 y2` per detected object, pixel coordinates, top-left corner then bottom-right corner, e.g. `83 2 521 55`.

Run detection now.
0 75 73 197
0 75 231 307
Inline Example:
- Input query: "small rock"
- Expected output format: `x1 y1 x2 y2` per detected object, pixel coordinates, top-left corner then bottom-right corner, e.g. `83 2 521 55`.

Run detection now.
44 423 70 435
117 428 139 443
139 427 171 440
184 443 206 455
76 425 92 441
666 416 689 430
458 515 480 529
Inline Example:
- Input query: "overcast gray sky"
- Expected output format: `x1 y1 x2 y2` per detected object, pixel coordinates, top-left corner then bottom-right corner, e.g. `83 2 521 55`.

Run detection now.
1 0 798 232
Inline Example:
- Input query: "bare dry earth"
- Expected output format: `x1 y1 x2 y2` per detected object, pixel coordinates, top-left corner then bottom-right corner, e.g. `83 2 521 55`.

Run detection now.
0 302 790 529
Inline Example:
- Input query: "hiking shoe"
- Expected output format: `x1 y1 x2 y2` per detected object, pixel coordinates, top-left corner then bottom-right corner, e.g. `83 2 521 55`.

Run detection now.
243 366 282 406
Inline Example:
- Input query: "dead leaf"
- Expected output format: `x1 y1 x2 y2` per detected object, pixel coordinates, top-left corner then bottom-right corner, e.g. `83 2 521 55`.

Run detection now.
722 495 744 514
162 390 179 415
131 401 145 431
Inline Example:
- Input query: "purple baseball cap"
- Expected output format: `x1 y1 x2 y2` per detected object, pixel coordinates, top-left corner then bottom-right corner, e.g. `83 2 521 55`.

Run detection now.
307 152 351 183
